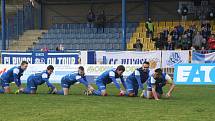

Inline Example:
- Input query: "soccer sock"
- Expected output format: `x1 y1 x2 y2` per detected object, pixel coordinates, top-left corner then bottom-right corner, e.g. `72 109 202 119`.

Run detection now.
92 90 101 96
0 89 4 93
144 90 147 97
56 90 64 95
23 88 31 94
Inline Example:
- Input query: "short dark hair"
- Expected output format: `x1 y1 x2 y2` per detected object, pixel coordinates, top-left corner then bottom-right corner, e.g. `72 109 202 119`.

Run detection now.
143 61 150 65
47 65 54 70
116 65 125 72
155 68 162 75
78 66 84 71
21 61 28 65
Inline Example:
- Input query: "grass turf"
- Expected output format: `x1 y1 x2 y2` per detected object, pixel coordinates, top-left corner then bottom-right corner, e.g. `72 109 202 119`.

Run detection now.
0 84 215 121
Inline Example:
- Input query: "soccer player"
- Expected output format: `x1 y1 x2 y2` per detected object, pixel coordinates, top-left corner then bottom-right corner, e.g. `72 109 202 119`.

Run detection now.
93 65 127 96
0 61 28 93
126 61 151 97
145 68 175 100
22 65 56 94
57 66 94 96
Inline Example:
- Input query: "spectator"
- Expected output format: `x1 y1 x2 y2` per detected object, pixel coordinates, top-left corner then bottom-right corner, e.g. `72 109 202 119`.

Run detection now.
170 27 180 47
201 20 211 31
41 47 48 52
133 39 143 51
96 10 106 32
192 32 204 50
56 44 64 51
180 34 190 50
165 37 175 50
160 28 169 42
154 33 164 50
201 27 211 40
177 24 184 36
208 34 215 50
202 38 207 49
184 26 196 47
145 18 154 39
86 9 96 28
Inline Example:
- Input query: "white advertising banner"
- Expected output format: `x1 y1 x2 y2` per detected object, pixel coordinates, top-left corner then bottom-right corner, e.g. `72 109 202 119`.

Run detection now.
162 50 190 68
96 51 161 69
0 64 142 83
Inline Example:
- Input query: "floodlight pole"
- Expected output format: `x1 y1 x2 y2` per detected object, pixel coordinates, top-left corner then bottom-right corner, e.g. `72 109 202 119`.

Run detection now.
122 0 127 50
1 0 6 50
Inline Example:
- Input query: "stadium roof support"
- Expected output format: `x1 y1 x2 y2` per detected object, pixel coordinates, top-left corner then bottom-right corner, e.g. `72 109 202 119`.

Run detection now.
122 0 127 50
1 0 6 50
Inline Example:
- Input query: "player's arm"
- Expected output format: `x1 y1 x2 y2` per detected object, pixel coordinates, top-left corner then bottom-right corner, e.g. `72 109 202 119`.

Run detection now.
150 76 159 100
120 76 127 90
42 73 55 89
134 70 144 90
151 85 159 100
109 71 121 90
83 76 95 91
165 74 175 98
13 68 22 89
78 76 89 88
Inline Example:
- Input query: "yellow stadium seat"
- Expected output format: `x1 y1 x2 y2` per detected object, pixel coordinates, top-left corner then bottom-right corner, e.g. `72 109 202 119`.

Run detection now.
179 21 185 26
140 33 146 38
127 43 133 50
140 22 145 27
132 33 140 38
166 21 173 27
185 21 193 26
172 21 179 26
159 22 165 27
136 27 142 32
212 25 215 31
153 22 159 27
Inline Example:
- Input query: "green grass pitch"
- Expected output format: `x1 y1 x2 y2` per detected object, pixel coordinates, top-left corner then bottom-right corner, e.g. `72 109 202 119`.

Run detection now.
0 84 215 121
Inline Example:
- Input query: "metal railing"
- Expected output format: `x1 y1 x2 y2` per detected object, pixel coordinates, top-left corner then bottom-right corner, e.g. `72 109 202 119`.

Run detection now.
2 2 42 49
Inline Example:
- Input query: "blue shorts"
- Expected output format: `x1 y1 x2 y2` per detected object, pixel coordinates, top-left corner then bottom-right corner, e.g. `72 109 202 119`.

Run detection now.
156 86 163 94
26 77 37 91
96 80 106 91
0 78 10 87
126 79 139 94
61 78 72 89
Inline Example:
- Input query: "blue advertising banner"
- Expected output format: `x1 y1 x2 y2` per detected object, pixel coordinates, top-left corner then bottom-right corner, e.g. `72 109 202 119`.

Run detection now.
192 52 215 63
1 52 80 64
174 64 215 85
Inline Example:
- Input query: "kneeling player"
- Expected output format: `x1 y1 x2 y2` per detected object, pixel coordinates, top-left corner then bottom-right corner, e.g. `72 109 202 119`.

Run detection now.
145 68 175 100
126 61 151 97
93 65 127 96
22 65 56 94
0 61 28 93
57 66 94 96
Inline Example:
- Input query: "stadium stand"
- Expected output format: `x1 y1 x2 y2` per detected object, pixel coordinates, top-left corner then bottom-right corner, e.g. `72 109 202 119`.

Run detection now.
32 23 137 50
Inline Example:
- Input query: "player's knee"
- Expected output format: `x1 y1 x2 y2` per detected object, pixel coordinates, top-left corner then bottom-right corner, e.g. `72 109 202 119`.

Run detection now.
30 91 36 94
101 90 107 96
4 87 10 93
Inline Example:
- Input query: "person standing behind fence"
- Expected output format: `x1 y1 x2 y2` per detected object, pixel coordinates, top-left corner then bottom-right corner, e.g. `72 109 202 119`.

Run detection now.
133 39 143 51
170 27 180 48
192 32 204 50
145 18 154 39
86 9 96 28
96 10 106 33
165 36 175 50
